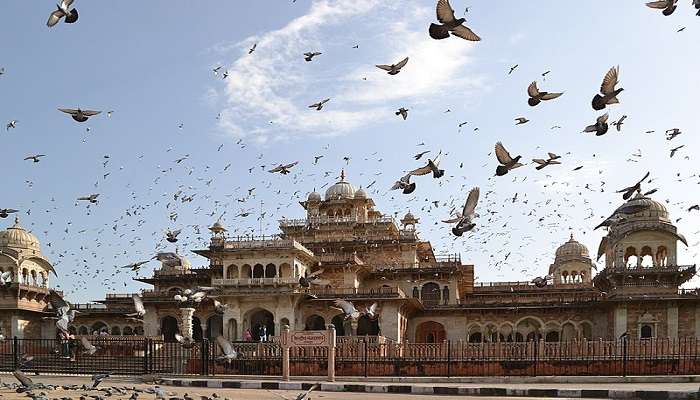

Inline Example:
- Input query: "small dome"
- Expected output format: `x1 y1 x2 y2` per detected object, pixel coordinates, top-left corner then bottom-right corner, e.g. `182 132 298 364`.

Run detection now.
324 170 355 200
308 190 322 202
209 221 227 233
612 194 670 224
354 187 367 199
555 234 590 261
0 217 41 253
404 212 416 221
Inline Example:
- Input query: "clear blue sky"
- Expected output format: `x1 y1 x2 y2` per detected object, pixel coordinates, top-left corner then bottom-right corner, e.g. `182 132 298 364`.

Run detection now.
2 1 699 302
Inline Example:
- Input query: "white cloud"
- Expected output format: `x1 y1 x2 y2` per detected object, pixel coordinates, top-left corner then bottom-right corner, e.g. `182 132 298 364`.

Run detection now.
214 0 485 142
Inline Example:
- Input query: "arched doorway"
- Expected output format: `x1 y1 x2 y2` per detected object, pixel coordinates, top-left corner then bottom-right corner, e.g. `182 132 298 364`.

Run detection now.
331 314 346 336
206 315 224 339
252 264 264 278
305 314 325 331
227 319 238 341
420 283 441 306
161 316 179 342
357 315 380 336
415 321 446 343
265 263 277 278
248 309 274 341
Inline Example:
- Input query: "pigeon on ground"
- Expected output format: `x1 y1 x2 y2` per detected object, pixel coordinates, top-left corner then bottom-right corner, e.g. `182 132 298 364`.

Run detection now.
451 187 479 237
308 99 330 110
494 142 523 176
583 113 610 136
646 0 678 15
616 171 651 200
91 374 109 389
303 52 322 62
527 81 563 106
47 0 78 27
592 66 623 110
429 0 480 41
376 57 409 75
268 162 299 175
58 108 101 122
396 107 409 120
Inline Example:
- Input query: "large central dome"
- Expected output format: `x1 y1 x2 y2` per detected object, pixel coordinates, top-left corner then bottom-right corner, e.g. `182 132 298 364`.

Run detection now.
324 170 356 200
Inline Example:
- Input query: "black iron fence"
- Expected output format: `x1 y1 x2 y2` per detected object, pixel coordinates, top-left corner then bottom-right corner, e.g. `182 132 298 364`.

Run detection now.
3 337 700 377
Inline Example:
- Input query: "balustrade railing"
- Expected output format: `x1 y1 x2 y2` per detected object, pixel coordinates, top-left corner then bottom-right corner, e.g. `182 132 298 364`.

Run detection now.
212 277 299 286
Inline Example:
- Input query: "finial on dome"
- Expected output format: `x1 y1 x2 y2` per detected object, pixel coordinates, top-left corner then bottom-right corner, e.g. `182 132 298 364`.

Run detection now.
14 216 19 225
570 233 574 240
340 169 346 181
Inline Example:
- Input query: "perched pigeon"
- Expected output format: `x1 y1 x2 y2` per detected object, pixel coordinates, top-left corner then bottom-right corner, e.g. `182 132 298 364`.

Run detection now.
592 66 623 110
376 57 409 75
47 0 78 27
527 81 563 106
429 0 480 41
91 373 109 389
494 142 523 176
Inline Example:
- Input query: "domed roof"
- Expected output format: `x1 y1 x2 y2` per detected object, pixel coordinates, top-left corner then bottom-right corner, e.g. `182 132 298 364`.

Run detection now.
308 190 322 202
324 170 356 200
0 217 41 253
613 194 670 223
354 187 367 199
555 234 589 261
209 221 227 233
403 211 416 221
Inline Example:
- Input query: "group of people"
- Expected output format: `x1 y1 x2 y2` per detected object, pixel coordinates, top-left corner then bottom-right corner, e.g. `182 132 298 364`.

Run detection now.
242 324 270 342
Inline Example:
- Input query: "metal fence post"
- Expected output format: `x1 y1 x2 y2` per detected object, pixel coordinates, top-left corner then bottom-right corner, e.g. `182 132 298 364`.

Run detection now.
447 340 451 377
12 337 19 370
533 339 538 377
201 339 209 376
364 339 368 378
622 336 628 377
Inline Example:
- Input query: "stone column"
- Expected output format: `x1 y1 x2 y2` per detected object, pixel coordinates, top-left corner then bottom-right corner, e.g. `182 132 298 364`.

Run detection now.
142 308 159 337
667 303 678 338
350 319 358 336
695 306 700 339
327 324 336 382
614 305 627 338
281 325 290 381
379 303 399 341
180 308 195 339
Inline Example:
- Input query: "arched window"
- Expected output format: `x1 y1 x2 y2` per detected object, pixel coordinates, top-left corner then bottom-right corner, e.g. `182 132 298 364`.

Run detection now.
160 316 179 342
640 246 654 268
331 314 346 336
252 264 264 279
625 247 638 269
111 326 121 335
242 264 252 278
123 326 134 335
227 319 238 340
226 264 239 279
561 271 569 284
30 271 37 286
91 322 108 335
655 246 668 267
134 326 144 335
357 315 380 336
420 283 441 306
468 332 482 343
78 326 89 335
442 286 450 305
206 315 224 339
265 263 277 278
415 321 446 343
545 331 560 342
640 324 653 339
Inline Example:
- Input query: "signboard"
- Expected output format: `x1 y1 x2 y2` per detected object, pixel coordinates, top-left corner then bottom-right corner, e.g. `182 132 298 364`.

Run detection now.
290 330 329 347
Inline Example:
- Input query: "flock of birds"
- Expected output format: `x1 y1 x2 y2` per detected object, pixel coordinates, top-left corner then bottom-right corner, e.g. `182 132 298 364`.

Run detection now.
0 0 699 363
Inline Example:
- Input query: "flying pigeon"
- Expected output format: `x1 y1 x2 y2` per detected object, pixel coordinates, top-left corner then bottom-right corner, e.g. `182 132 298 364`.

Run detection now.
451 187 479 237
527 81 563 106
390 173 416 194
58 108 101 122
332 299 361 320
47 0 78 27
77 194 100 203
583 113 609 136
165 229 181 243
303 52 322 62
494 142 523 176
645 0 678 15
616 171 651 200
429 0 480 41
396 107 409 120
409 151 444 178
592 66 623 110
0 209 19 218
376 57 409 75
308 98 330 110
215 335 239 364
532 153 561 170
24 155 46 163
268 161 299 175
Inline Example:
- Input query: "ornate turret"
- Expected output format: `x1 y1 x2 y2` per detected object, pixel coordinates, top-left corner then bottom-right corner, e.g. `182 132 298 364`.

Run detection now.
593 194 694 296
549 234 594 285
